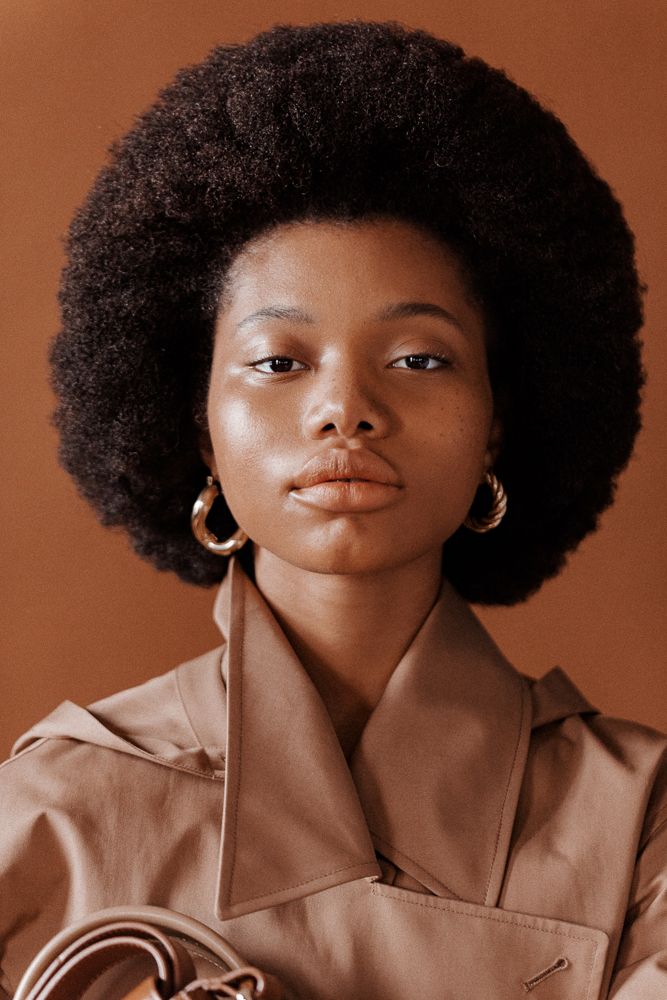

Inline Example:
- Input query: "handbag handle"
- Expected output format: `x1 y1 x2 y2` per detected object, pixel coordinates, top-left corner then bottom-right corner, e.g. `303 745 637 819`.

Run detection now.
13 906 285 1000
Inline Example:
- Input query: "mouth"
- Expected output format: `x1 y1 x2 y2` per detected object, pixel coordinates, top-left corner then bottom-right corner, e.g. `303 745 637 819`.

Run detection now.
290 448 402 509
294 452 401 488
289 477 402 513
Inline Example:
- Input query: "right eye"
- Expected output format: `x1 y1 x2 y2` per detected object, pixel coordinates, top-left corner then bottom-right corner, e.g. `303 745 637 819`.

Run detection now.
248 356 308 374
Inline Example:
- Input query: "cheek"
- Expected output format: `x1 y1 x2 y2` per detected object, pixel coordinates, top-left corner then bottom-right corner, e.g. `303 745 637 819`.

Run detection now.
210 395 261 454
422 394 492 477
207 393 289 506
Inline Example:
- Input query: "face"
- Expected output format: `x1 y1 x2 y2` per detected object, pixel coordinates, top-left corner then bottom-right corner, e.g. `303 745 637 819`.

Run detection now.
203 217 501 576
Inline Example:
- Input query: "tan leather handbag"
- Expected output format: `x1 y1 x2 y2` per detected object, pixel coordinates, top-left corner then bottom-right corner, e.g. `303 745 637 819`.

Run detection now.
12 905 287 1000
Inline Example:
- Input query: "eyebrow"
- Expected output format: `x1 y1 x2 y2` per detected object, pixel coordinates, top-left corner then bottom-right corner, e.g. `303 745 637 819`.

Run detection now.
235 301 465 333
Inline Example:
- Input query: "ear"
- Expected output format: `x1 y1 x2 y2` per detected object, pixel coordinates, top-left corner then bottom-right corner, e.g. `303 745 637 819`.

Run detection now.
197 427 219 480
484 411 504 471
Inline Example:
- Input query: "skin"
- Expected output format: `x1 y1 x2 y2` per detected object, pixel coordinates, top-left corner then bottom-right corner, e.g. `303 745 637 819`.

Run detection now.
202 216 502 760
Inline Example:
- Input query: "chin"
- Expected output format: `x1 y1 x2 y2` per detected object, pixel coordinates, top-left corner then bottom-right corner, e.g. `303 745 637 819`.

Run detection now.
305 553 393 577
261 537 423 578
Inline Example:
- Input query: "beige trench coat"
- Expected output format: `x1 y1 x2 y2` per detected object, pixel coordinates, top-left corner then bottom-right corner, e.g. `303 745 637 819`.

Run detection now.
1 555 666 998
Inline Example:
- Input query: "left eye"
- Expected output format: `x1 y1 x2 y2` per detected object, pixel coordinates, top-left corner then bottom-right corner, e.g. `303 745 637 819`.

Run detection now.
391 354 450 370
250 357 308 373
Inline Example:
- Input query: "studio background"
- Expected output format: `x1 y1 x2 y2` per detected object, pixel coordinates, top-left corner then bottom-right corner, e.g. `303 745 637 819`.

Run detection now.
1 0 665 760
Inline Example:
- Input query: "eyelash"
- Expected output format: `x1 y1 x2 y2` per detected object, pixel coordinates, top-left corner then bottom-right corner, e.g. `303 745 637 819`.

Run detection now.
247 352 452 374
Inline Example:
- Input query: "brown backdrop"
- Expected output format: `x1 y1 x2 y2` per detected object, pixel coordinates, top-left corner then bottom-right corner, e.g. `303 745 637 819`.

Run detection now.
1 0 665 760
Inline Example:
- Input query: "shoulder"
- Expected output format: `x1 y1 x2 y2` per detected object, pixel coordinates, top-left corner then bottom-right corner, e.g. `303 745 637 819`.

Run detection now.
529 663 667 753
526 664 667 839
1 643 227 789
0 646 227 914
0 646 227 993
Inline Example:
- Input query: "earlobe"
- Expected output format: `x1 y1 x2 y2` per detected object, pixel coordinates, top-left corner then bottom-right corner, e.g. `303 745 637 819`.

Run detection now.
484 413 504 470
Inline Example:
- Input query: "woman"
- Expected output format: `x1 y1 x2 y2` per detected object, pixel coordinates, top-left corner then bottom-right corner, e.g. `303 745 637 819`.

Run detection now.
0 19 663 999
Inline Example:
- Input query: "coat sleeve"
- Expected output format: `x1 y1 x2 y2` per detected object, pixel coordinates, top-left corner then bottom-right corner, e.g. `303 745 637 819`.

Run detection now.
608 803 667 996
0 742 80 998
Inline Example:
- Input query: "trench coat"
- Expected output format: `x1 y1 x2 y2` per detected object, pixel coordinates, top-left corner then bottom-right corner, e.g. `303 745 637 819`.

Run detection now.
1 554 666 999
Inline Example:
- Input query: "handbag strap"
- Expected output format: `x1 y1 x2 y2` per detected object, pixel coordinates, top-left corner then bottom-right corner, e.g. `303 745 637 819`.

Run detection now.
13 907 286 1000
18 921 196 1000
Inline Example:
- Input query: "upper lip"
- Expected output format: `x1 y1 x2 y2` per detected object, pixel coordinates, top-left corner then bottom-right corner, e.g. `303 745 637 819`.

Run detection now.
293 449 402 489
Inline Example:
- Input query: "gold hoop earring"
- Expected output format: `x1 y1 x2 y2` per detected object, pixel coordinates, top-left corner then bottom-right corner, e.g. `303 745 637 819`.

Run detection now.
191 476 249 555
464 470 507 533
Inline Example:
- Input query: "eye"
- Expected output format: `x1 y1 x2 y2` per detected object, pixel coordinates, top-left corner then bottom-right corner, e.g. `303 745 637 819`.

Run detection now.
249 356 308 374
391 353 451 370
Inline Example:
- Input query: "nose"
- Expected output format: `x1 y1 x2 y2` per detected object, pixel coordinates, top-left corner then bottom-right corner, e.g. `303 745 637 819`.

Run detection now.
301 363 393 441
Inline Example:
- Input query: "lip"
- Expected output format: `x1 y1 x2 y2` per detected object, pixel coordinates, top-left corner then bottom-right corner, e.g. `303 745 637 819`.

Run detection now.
292 448 402 490
290 479 402 513
289 449 402 513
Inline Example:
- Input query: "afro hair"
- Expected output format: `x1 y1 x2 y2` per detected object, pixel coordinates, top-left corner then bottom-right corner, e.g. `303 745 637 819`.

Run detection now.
50 19 645 604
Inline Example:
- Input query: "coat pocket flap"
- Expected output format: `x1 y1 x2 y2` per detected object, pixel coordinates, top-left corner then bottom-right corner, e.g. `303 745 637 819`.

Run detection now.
370 883 609 999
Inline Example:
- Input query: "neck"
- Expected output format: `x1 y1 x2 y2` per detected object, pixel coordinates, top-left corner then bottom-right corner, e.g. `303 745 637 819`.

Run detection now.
251 546 446 758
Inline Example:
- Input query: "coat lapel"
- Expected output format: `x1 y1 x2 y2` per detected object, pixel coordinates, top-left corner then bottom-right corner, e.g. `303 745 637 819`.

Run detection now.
212 556 536 920
214 556 380 919
349 585 532 906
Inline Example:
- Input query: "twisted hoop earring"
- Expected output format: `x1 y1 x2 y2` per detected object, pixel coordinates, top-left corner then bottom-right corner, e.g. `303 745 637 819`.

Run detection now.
191 476 249 556
464 470 507 533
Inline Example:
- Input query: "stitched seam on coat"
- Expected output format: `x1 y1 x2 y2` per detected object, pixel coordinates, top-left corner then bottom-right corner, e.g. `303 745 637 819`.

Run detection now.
373 881 604 996
366 677 530 907
2 734 220 781
109 749 220 779
370 885 598 942
373 880 605 994
369 831 463 901
485 674 528 902
229 862 379 903
1 738 47 769
584 940 598 1000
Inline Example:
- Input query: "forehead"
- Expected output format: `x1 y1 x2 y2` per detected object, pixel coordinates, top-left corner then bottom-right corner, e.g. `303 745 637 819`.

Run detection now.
218 217 479 315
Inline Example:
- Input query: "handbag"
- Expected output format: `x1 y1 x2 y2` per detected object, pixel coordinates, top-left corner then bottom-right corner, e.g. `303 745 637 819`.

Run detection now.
12 905 287 1000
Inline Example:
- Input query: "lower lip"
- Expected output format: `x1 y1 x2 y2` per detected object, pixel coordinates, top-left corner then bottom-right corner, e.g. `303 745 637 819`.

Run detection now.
289 480 402 512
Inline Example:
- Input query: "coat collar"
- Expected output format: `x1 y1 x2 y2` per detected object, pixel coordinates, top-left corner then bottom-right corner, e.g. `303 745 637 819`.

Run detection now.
210 555 537 920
